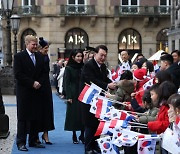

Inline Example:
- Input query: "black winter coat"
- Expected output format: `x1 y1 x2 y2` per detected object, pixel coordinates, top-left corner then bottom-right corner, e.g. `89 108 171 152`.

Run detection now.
80 58 111 128
39 54 55 131
14 50 46 121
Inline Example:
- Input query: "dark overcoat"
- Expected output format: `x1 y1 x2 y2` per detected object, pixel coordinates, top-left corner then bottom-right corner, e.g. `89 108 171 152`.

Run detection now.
39 55 55 131
166 63 180 90
14 50 46 121
64 65 84 131
80 58 112 128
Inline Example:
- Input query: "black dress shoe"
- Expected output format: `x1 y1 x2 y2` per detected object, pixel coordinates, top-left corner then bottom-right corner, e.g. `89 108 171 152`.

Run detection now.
17 144 28 151
93 146 101 154
29 142 45 148
78 135 85 144
93 149 101 154
85 149 96 154
72 135 79 144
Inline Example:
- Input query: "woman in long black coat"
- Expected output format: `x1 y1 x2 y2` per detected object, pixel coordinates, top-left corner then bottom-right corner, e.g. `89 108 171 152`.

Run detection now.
38 37 55 144
63 49 84 144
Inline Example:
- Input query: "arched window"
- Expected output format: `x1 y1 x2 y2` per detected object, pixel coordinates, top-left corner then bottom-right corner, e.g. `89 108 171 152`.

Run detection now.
64 28 89 59
156 28 168 51
20 28 36 51
118 28 141 58
65 27 88 49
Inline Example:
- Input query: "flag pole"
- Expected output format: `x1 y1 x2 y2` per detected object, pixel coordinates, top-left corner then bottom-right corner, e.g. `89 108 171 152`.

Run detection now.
128 121 147 126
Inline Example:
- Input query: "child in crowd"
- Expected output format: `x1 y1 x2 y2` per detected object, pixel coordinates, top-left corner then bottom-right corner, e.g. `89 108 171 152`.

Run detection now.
137 89 159 125
147 82 177 154
167 93 180 125
131 62 140 72
131 68 149 109
129 89 159 154
142 60 155 78
163 94 180 154
148 81 177 134
154 70 172 84
106 70 134 109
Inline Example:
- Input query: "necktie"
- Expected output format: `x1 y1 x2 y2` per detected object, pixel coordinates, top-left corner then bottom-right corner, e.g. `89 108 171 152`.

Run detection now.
30 53 36 65
99 66 102 72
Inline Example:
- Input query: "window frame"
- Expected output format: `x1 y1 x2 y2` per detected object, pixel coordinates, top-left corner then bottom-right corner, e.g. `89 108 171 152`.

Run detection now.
121 0 139 6
159 0 171 6
22 0 36 6
67 0 86 5
156 28 168 51
121 0 139 14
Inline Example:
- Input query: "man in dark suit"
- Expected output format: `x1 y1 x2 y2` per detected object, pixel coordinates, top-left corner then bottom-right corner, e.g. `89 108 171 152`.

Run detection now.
14 35 46 151
80 45 116 154
160 54 180 90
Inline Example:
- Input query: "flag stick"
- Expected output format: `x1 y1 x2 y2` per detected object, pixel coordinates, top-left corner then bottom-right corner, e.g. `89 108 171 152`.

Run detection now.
130 125 147 129
128 121 147 126
125 110 147 116
108 107 147 116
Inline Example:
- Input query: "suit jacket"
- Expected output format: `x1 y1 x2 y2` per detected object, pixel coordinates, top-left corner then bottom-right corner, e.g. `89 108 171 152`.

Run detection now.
80 58 111 128
14 50 46 121
166 63 180 90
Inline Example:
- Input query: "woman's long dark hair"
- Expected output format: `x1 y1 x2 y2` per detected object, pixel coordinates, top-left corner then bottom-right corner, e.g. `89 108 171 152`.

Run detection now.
167 93 180 110
155 70 172 84
142 89 153 109
144 60 154 73
67 49 84 68
158 81 177 105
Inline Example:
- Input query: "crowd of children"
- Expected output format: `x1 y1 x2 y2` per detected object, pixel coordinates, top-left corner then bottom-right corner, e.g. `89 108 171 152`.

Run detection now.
105 50 180 154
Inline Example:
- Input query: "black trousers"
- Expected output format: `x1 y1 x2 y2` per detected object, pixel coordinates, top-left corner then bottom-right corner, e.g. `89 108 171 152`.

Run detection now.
84 126 99 151
16 120 39 146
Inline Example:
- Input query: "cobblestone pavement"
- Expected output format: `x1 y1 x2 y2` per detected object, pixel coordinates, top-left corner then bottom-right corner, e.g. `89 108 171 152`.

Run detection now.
0 95 17 154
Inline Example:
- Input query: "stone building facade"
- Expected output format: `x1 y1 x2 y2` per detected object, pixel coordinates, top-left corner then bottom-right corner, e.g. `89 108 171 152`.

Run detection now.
168 0 180 52
12 0 171 68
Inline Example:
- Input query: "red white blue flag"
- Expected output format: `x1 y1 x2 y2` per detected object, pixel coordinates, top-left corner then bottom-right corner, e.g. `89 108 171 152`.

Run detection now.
112 68 121 82
95 121 113 136
137 139 156 154
89 95 99 114
97 136 120 154
153 60 160 73
162 127 180 154
143 78 154 90
113 129 139 147
121 62 131 71
94 96 113 119
138 134 159 140
104 107 129 121
78 84 101 104
109 119 129 129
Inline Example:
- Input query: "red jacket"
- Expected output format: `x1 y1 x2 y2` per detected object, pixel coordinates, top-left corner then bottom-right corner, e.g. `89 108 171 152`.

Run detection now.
148 104 169 134
135 78 149 107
